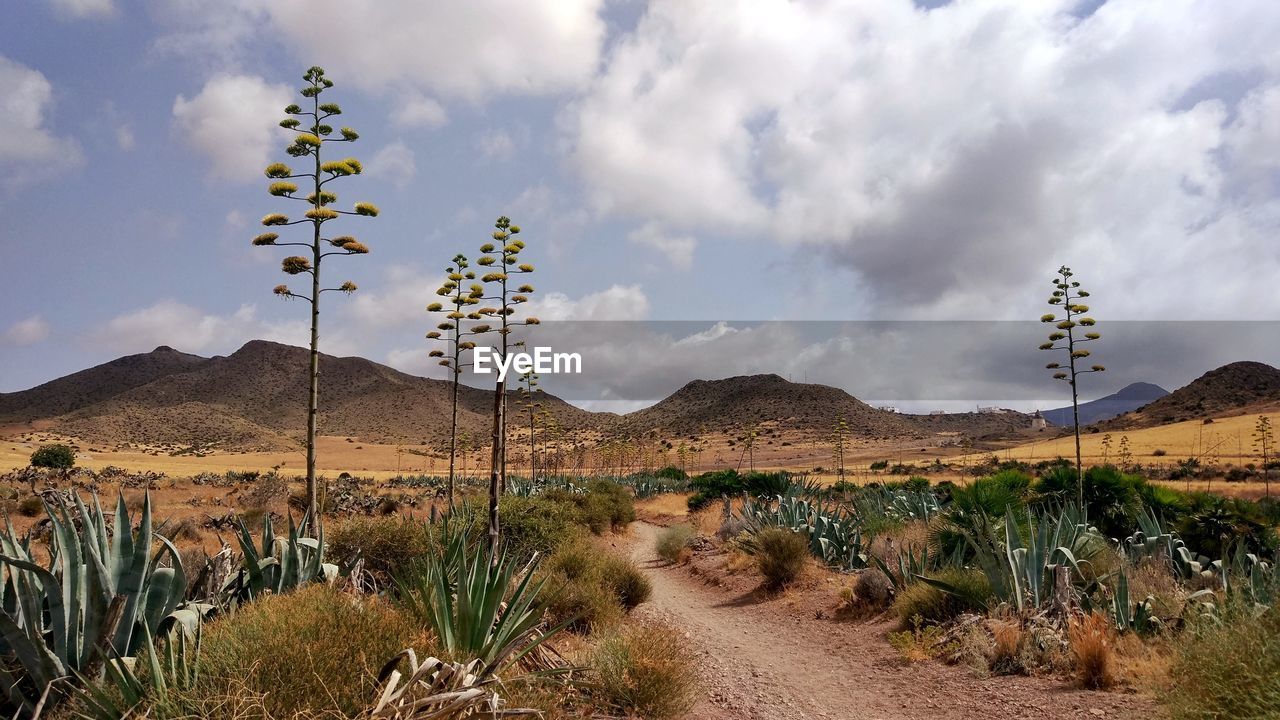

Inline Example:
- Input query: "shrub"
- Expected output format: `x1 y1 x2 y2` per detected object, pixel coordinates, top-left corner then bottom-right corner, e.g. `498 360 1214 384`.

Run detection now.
686 469 791 510
588 623 698 719
497 494 584 561
541 540 650 630
753 528 808 590
893 568 991 627
328 515 433 583
1165 607 1280 719
546 480 635 534
854 568 892 608
1067 612 1115 690
599 555 652 611
655 525 694 563
195 584 426 717
30 444 74 470
17 496 43 517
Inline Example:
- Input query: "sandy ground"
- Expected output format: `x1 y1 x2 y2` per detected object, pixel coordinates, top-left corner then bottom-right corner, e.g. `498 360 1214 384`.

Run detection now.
623 521 1158 720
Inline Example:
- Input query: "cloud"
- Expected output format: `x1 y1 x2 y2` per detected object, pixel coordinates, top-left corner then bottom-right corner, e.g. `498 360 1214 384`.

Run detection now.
567 0 1280 319
392 93 449 128
156 2 607 101
88 300 357 356
3 316 50 346
628 222 696 271
477 129 516 160
115 123 134 150
172 74 291 182
527 285 650 322
48 0 114 19
0 55 83 188
371 142 416 189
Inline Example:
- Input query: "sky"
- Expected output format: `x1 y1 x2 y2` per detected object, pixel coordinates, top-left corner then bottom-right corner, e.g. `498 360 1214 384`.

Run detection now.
2 0 1280 411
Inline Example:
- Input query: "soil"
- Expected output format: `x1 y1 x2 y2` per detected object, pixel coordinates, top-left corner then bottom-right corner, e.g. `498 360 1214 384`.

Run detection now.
623 521 1159 720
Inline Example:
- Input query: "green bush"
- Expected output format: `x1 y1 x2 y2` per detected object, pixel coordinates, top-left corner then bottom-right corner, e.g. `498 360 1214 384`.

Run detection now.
655 525 693 563
328 515 432 583
588 623 699 719
686 470 792 510
496 494 584 561
30 444 74 470
16 496 43 517
194 584 427 718
893 568 992 627
546 479 635 534
542 540 651 629
754 528 809 590
653 466 688 481
599 555 652 611
1165 608 1280 720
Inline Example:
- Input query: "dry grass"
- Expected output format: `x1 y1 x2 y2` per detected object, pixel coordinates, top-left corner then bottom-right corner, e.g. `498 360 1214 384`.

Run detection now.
195 584 431 718
587 621 699 719
1068 612 1116 690
753 528 809 590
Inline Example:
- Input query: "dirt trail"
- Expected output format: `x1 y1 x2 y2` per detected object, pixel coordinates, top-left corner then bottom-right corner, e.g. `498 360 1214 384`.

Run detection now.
624 521 1156 720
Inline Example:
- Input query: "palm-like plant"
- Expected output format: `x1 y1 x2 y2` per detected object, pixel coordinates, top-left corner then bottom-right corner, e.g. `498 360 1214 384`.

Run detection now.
1040 265 1104 513
427 254 482 509
251 66 378 513
468 216 539 553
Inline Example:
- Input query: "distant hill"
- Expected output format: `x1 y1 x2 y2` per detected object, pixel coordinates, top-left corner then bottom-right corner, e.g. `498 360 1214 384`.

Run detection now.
1041 382 1169 426
1 342 1035 450
617 373 1031 441
0 341 606 451
1098 361 1280 429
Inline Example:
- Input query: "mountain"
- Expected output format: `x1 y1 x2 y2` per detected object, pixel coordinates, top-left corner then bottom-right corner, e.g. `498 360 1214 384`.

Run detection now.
0 341 607 451
616 373 1031 440
1041 382 1169 426
0 346 209 422
1098 361 1280 429
619 374 914 438
1 342 1035 450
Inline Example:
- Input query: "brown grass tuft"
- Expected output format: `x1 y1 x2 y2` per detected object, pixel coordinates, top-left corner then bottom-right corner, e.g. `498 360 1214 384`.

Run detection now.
1068 612 1116 690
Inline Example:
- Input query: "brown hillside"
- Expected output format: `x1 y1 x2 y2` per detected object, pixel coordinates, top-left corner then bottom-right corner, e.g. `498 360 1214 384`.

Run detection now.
3 343 1032 451
615 373 1029 441
0 346 208 422
8 341 607 451
1098 361 1280 429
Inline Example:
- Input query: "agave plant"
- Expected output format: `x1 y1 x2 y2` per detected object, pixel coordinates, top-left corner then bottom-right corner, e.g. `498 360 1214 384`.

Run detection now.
396 524 567 678
929 507 1103 613
73 622 201 720
0 493 194 715
1109 569 1158 635
221 510 336 606
370 649 540 719
738 495 869 571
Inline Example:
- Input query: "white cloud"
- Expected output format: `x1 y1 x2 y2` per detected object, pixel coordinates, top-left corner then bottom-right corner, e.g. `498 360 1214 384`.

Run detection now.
371 142 416 189
567 0 1280 319
156 2 606 101
259 1 606 99
88 300 357 356
392 93 448 128
48 0 114 19
627 222 696 271
477 129 516 160
0 55 83 188
527 285 650 321
3 316 50 346
115 123 134 150
172 74 291 182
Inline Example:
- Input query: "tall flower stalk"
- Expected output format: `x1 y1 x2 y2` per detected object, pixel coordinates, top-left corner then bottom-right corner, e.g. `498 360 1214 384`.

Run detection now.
252 66 378 513
427 254 481 509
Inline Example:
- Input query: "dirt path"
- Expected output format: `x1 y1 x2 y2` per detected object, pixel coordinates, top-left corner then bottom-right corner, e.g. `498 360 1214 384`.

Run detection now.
624 521 1157 720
